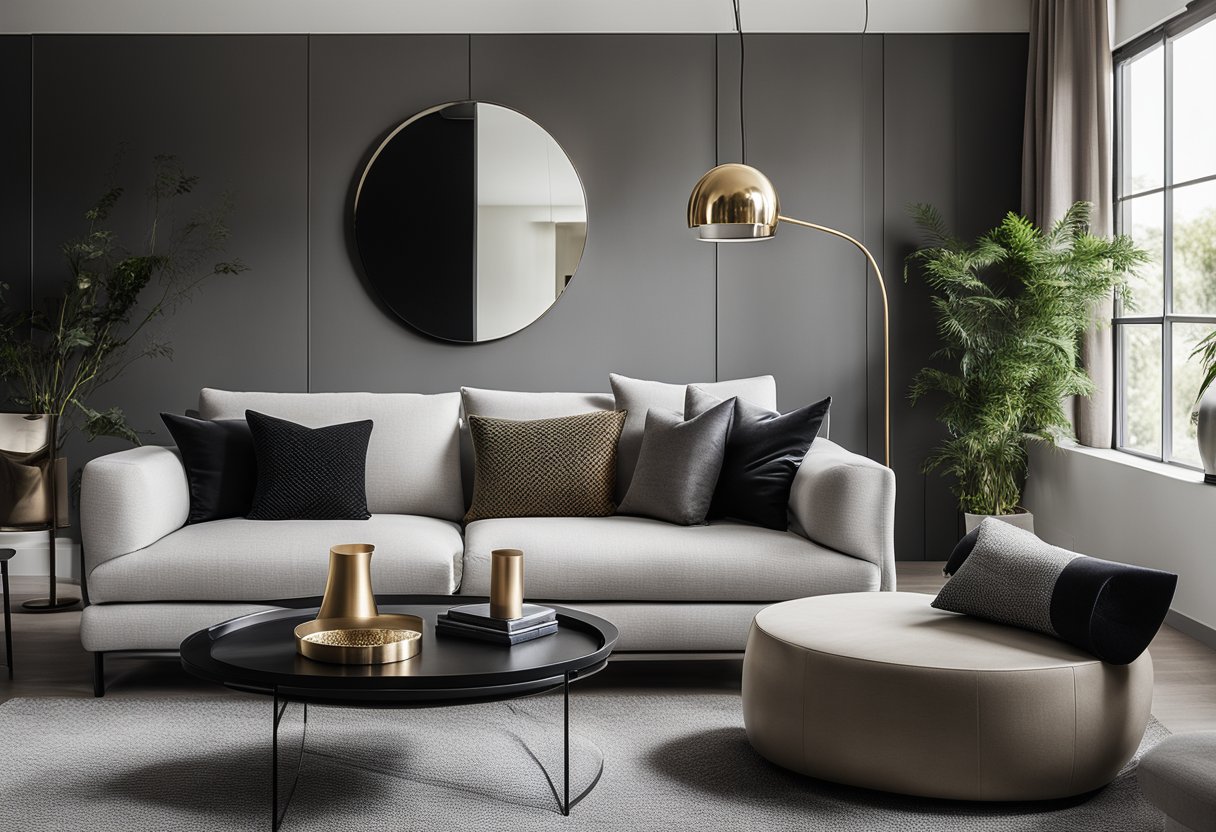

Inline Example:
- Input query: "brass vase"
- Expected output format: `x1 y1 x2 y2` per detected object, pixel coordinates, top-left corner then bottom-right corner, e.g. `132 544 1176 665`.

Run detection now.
294 543 422 665
317 543 379 620
490 548 524 619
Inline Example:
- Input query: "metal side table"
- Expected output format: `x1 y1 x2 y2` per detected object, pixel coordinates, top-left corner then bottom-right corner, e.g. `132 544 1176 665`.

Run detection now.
0 548 13 678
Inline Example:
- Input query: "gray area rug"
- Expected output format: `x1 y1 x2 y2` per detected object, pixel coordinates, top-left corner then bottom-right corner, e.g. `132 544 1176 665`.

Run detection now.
0 691 1167 831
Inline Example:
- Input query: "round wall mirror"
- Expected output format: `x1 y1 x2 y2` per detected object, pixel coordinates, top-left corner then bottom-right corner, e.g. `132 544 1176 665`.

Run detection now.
354 102 588 343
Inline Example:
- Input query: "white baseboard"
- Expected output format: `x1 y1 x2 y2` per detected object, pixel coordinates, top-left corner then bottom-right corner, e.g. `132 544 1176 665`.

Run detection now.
0 532 81 582
1165 608 1216 651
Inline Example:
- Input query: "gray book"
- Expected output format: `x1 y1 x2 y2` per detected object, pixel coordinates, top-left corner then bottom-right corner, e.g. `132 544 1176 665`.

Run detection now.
436 616 559 645
445 603 556 633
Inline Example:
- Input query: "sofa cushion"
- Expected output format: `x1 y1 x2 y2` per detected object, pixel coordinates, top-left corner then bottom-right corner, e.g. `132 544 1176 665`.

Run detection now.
246 411 373 521
198 389 463 521
616 400 734 526
465 411 626 522
88 514 463 603
608 373 777 499
686 386 831 530
460 387 615 421
461 515 878 602
160 413 257 524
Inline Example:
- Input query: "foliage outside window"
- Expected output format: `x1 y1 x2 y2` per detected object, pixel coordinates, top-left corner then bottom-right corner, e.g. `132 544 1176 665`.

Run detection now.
1115 8 1216 467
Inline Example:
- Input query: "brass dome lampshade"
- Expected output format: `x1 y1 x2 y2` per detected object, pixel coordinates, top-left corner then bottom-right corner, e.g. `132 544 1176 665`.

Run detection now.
687 163 779 241
687 164 892 467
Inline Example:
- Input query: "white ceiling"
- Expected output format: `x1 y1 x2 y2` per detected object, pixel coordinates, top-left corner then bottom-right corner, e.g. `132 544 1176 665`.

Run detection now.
0 0 1031 34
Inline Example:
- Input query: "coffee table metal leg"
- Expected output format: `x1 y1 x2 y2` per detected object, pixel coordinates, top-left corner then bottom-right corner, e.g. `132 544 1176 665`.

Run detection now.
272 690 308 832
563 670 570 816
557 667 604 816
2 560 11 679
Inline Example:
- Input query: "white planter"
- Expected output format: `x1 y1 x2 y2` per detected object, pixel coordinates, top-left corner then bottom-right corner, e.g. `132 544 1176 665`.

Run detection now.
964 509 1035 535
1197 385 1216 484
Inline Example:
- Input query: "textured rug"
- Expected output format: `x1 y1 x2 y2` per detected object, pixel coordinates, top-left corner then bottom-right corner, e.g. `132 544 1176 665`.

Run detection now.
0 691 1167 831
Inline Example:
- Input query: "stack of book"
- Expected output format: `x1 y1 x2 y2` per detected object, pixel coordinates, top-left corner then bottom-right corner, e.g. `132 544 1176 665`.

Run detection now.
436 603 558 645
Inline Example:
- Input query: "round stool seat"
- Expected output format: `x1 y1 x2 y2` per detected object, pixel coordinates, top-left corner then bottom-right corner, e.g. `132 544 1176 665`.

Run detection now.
742 592 1153 801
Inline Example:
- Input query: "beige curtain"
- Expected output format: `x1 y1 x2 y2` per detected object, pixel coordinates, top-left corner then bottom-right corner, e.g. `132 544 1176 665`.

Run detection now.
1021 0 1114 447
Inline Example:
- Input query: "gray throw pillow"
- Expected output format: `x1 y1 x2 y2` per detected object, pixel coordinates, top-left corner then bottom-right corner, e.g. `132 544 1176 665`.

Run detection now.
616 398 735 525
932 518 1177 664
608 373 776 500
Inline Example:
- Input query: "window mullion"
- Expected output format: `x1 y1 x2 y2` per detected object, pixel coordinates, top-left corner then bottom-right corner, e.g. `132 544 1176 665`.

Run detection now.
1162 35 1175 463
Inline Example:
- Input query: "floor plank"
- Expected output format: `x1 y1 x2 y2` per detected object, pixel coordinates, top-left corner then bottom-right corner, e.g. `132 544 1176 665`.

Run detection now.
2 566 1214 734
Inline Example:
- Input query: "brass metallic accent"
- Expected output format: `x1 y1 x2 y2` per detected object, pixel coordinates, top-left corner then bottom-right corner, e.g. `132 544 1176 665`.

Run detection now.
0 413 68 530
294 544 422 664
490 548 524 620
294 614 423 665
317 543 379 621
686 166 891 467
686 164 779 241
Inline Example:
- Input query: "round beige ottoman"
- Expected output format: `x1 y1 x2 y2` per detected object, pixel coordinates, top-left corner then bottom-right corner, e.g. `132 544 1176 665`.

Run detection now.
742 592 1153 801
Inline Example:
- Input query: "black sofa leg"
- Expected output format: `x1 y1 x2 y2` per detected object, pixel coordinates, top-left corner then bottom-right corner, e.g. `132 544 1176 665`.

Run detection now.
93 652 105 698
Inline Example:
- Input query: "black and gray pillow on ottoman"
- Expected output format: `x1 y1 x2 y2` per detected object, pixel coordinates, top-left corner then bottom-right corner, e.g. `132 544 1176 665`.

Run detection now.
934 518 1177 665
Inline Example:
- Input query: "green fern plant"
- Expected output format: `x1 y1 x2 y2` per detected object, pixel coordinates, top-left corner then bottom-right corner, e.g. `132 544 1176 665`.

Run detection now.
906 201 1148 516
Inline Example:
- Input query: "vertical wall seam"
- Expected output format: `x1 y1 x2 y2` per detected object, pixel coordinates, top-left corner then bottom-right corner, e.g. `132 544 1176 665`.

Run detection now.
863 32 870 460
306 34 312 393
28 35 34 318
714 34 719 382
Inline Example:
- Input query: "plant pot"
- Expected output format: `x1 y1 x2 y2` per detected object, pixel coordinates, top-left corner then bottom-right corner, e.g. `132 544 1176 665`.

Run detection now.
0 413 69 530
1197 385 1216 484
964 508 1034 535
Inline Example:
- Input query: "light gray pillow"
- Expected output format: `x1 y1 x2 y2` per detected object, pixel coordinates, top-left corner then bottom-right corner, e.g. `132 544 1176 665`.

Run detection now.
608 373 776 499
616 398 735 526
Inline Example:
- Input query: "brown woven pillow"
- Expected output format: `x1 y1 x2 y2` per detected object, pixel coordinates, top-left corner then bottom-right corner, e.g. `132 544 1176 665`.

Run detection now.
465 410 626 522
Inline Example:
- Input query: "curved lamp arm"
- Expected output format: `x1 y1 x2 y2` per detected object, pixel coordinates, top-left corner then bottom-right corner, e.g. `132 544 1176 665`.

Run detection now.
777 215 890 468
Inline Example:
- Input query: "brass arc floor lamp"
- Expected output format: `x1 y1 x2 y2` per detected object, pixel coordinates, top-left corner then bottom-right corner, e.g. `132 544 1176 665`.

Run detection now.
687 162 891 467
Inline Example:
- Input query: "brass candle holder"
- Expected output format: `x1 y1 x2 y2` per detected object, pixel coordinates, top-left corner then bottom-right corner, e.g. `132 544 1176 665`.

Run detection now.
490 548 524 619
294 543 422 665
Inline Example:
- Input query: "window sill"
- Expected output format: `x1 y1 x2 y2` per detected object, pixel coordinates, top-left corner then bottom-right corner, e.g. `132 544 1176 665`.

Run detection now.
1049 440 1205 484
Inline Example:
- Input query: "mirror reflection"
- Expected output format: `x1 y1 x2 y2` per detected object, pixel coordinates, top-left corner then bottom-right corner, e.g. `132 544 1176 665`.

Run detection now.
354 102 588 342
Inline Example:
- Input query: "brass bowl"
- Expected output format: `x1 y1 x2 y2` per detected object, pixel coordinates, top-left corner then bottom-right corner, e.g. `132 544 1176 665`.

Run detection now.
294 614 424 665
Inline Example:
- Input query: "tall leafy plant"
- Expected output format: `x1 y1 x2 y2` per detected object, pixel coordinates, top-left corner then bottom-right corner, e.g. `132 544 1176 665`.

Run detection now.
0 155 246 450
906 201 1147 516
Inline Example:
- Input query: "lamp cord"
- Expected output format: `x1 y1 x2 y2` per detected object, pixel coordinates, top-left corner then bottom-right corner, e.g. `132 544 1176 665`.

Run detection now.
733 0 745 163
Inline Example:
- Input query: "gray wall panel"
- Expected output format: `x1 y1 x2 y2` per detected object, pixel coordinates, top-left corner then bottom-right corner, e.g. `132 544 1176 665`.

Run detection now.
715 35 868 454
31 35 309 466
883 34 1028 559
307 34 717 394
0 36 31 319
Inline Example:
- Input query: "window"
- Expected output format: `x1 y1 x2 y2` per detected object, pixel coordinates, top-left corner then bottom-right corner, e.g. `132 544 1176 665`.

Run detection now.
1115 6 1216 467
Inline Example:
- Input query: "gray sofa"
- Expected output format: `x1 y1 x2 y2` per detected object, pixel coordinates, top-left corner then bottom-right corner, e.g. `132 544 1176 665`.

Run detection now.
80 383 896 690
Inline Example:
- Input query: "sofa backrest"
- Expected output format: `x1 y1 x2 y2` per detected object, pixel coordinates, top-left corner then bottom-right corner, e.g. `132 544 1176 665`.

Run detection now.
198 389 464 521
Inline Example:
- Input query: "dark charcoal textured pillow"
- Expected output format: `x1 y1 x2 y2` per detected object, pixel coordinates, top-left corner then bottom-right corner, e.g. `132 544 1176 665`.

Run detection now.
245 410 373 521
616 398 735 525
465 410 626 522
685 386 831 530
933 518 1177 664
161 413 257 524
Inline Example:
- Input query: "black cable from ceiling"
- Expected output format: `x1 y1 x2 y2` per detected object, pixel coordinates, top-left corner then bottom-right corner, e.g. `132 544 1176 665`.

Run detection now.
733 0 746 163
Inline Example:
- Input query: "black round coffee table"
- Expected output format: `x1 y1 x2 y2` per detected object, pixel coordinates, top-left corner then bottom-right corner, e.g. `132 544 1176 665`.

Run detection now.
181 595 618 829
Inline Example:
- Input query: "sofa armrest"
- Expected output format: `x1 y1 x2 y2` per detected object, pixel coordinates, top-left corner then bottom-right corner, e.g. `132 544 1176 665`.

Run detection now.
81 445 190 574
789 438 897 591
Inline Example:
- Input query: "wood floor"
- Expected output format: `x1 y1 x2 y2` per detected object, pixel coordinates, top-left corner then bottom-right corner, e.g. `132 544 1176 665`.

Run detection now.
2 563 1215 733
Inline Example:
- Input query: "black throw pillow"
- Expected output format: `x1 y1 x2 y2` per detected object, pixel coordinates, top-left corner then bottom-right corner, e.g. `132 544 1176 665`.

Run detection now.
161 413 257 524
245 410 373 521
685 386 831 530
934 518 1177 665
